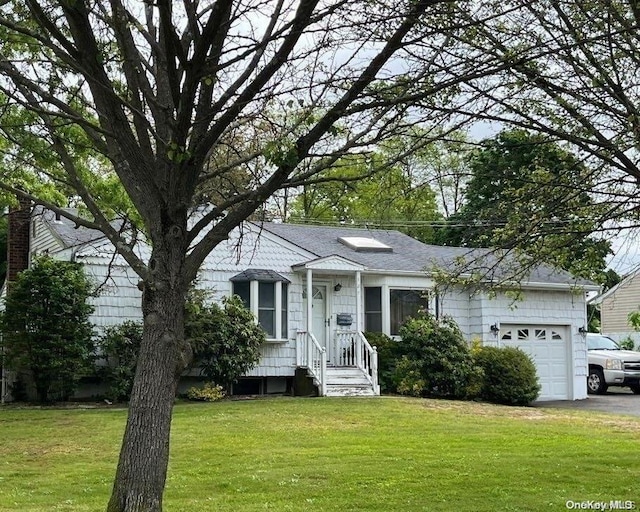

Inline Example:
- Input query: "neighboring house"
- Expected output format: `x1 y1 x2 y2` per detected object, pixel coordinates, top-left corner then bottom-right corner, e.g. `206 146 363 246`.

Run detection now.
590 272 640 344
2 205 598 401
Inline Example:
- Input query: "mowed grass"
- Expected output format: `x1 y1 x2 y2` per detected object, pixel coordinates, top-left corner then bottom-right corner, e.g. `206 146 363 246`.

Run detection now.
0 397 639 512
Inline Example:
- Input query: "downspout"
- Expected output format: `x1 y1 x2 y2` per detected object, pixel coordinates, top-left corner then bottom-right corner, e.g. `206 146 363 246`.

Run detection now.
355 270 362 333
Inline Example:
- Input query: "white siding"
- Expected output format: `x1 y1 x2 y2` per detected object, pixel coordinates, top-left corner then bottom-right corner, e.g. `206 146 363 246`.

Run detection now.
201 226 311 274
30 216 63 258
331 275 358 323
75 228 319 377
439 288 471 337
244 344 296 377
474 289 588 400
81 257 144 330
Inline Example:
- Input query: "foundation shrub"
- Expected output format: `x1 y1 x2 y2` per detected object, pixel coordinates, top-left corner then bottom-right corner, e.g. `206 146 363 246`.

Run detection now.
473 346 540 405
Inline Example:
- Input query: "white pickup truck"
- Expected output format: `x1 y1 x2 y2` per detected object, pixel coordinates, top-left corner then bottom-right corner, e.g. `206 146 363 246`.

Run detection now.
587 333 640 394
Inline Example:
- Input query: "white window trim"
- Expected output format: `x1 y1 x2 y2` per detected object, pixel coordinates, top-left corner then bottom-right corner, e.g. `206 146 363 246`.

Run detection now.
388 287 430 337
245 280 288 342
365 285 432 338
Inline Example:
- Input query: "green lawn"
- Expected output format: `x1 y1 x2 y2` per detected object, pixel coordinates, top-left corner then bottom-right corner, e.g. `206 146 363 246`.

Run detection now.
0 397 638 511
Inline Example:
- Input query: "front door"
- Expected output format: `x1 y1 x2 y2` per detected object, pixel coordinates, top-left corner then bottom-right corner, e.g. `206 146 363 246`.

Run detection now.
303 284 328 358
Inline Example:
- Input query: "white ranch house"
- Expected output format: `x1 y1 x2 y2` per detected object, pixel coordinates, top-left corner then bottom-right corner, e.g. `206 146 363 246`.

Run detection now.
6 206 598 401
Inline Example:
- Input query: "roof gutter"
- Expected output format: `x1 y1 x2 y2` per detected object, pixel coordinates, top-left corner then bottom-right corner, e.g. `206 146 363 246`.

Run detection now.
313 268 595 291
501 280 601 292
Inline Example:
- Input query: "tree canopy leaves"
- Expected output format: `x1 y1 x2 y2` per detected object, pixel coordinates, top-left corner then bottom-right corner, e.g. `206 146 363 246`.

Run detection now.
288 151 443 243
437 130 611 282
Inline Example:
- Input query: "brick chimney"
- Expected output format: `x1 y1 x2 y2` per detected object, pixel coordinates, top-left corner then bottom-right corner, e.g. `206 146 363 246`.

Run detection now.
6 197 32 285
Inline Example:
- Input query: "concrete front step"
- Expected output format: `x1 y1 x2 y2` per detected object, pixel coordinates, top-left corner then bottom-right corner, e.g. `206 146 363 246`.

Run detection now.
327 376 371 386
325 384 377 397
326 367 366 376
324 367 377 396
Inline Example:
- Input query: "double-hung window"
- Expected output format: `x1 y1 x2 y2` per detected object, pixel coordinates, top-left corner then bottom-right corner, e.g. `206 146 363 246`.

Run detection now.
231 270 289 340
364 287 383 333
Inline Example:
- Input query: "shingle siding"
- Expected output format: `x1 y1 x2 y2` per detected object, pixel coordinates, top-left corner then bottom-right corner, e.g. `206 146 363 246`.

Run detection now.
29 215 63 259
202 226 312 273
81 258 143 330
477 290 588 391
244 344 296 377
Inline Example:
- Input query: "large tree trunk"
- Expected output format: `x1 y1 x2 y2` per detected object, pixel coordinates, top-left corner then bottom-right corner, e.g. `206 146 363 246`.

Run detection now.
107 243 190 512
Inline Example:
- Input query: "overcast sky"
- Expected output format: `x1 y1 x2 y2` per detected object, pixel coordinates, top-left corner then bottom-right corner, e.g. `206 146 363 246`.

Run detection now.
608 230 640 276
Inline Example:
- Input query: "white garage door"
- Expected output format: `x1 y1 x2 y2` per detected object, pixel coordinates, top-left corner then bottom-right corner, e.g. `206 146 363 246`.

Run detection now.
499 325 570 401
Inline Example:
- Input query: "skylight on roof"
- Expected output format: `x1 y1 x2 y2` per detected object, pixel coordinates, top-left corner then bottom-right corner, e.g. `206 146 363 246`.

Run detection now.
338 236 392 253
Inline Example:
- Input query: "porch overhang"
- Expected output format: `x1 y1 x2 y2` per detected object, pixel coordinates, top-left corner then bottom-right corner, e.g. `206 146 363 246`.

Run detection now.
291 254 366 275
294 255 367 334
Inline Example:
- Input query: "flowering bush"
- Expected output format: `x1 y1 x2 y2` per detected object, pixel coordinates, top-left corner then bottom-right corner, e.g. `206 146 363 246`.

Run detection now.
186 383 225 402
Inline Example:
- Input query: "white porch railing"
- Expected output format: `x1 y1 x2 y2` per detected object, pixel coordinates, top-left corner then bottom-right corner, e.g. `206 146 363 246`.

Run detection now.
334 330 379 394
296 331 327 396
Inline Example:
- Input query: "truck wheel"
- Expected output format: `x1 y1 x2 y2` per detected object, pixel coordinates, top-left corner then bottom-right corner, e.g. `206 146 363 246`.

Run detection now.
630 384 640 395
587 369 607 394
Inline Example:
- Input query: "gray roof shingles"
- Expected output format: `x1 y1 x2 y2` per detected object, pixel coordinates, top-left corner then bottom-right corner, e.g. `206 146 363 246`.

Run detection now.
257 222 595 287
258 222 452 272
34 206 124 249
230 269 291 283
35 205 594 287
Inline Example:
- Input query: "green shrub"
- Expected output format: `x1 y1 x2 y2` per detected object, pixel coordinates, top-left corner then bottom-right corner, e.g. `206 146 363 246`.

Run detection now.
364 331 398 393
186 383 225 402
396 314 480 399
618 337 635 350
98 321 143 402
474 346 540 405
98 293 265 400
1 257 95 402
186 293 265 387
394 357 426 397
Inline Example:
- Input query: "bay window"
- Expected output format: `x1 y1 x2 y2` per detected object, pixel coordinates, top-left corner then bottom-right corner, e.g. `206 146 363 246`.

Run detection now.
231 270 289 340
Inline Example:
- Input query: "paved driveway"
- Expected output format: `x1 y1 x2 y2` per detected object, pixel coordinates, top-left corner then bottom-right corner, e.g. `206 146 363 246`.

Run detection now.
536 389 640 417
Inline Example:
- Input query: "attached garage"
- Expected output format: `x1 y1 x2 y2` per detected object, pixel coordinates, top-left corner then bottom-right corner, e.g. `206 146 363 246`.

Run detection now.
499 324 571 401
